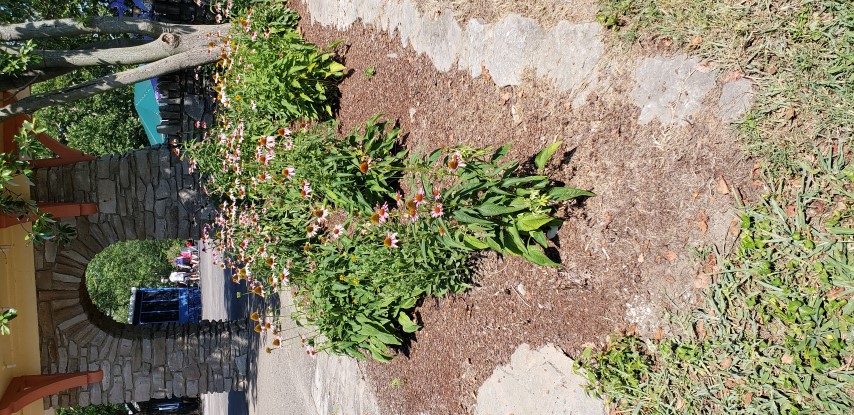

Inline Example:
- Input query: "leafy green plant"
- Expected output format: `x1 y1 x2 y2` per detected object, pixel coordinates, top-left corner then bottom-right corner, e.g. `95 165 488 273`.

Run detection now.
364 66 376 79
214 0 344 123
190 114 591 360
0 308 17 335
579 145 854 414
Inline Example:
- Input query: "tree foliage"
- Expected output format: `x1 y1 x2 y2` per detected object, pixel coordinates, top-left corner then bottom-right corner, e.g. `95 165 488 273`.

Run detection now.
33 67 147 156
56 403 126 415
86 239 182 323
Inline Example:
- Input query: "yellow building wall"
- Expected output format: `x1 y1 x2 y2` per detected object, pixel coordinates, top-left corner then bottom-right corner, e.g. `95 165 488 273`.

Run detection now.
0 90 45 415
0 210 44 415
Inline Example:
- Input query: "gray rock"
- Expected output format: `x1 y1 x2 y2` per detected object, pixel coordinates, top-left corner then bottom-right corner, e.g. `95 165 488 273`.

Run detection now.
631 55 716 126
717 78 754 122
397 0 421 49
485 14 545 86
534 22 604 92
476 343 606 415
418 11 462 72
353 0 382 26
97 179 117 214
458 19 492 78
335 0 359 30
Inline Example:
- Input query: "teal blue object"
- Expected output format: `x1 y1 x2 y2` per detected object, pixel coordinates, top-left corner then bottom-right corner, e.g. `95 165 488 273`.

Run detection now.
134 80 165 146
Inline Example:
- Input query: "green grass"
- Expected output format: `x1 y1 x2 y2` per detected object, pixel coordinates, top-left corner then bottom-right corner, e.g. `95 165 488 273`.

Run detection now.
583 0 854 413
579 145 854 413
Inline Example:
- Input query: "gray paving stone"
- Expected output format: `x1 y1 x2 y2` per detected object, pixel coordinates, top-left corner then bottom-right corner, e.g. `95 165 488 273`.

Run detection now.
476 343 606 415
533 21 604 93
717 78 754 122
416 11 462 72
485 14 545 87
631 54 717 126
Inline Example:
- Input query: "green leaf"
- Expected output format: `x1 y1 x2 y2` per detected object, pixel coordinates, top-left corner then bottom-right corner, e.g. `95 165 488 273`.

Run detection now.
530 230 549 247
359 322 401 346
502 176 548 187
328 61 346 74
827 227 854 235
548 187 595 201
523 244 560 267
504 227 527 256
534 141 562 173
484 236 504 253
463 234 489 250
453 209 494 226
367 340 394 362
491 143 512 161
477 203 526 216
398 312 421 333
517 214 553 232
428 148 443 164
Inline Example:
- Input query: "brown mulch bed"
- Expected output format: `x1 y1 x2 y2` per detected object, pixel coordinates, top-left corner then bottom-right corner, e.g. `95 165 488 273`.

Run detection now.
293 3 756 414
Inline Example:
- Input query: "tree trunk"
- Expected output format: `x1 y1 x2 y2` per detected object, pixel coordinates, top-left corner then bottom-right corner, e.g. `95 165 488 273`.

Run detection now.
0 22 230 119
0 17 200 41
31 34 187 69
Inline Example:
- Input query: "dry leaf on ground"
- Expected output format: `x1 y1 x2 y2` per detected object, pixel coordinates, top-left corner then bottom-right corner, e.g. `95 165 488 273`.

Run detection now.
716 177 730 195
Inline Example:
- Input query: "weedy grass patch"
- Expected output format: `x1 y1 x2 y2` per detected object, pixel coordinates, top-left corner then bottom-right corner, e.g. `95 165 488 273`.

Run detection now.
597 0 853 172
584 0 853 411
189 1 591 360
579 146 854 413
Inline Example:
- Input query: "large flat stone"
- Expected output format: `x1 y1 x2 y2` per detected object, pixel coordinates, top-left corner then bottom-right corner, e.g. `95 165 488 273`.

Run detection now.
631 54 716 126
476 343 606 415
417 11 462 72
485 14 545 86
533 21 604 93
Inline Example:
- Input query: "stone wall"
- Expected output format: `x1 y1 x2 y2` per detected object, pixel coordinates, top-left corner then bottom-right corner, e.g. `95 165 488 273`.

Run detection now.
30 146 249 408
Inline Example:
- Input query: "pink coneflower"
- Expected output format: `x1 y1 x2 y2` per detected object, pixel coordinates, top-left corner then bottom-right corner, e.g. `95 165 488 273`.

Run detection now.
312 206 329 224
395 191 404 208
301 181 312 199
432 185 442 200
431 203 444 218
377 203 390 223
283 140 294 150
414 188 427 206
282 166 295 180
448 151 466 172
306 224 318 238
383 232 399 248
330 224 344 240
261 135 275 148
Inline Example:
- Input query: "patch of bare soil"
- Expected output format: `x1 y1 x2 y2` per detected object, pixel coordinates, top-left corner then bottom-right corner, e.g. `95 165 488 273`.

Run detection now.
413 0 599 28
294 3 756 414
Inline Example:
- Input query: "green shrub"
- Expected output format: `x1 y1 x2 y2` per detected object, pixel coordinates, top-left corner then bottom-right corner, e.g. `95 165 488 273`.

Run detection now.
86 240 183 322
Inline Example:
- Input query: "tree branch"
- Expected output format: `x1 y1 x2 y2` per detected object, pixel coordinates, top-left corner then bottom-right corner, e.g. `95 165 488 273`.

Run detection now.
0 47 220 120
0 17 205 41
0 68 76 94
30 34 180 69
